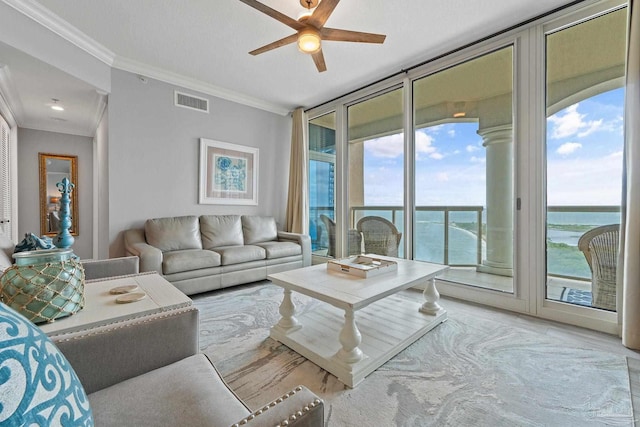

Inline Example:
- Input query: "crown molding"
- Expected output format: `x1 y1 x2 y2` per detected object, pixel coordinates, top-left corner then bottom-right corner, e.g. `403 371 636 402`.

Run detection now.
113 56 291 117
3 0 291 117
2 0 115 66
88 90 108 137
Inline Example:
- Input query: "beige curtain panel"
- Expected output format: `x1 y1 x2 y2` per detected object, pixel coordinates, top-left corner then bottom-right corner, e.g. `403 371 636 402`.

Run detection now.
622 0 640 349
285 108 309 234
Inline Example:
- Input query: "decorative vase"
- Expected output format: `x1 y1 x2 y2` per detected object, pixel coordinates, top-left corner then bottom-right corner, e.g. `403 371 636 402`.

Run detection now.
0 248 85 324
54 177 75 249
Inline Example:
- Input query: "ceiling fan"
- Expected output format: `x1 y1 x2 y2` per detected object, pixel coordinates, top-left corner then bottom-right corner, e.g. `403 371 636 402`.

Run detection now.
239 0 386 72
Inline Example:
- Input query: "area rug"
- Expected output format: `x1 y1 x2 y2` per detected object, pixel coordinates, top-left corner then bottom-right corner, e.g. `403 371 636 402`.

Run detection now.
561 287 593 307
193 282 634 426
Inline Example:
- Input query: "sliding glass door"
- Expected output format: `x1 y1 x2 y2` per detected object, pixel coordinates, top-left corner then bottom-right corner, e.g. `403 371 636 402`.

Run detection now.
544 8 626 311
305 0 628 332
413 46 515 292
347 88 405 258
308 112 336 258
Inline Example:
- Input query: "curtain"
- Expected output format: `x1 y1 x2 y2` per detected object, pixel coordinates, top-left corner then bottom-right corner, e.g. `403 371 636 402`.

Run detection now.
622 0 640 349
285 108 309 234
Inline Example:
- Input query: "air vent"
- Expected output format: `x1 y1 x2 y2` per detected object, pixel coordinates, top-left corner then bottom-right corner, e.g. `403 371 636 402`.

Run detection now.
174 91 209 113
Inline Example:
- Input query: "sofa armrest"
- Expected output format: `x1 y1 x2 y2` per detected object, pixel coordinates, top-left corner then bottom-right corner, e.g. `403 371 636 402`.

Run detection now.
82 256 140 280
124 228 163 273
278 231 311 267
50 306 199 394
233 386 324 427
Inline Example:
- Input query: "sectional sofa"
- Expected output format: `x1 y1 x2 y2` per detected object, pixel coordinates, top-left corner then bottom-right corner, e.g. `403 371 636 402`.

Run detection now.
124 214 311 295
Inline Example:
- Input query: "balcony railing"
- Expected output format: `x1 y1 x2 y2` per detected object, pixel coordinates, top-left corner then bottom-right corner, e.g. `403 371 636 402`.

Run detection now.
310 205 484 266
311 204 620 281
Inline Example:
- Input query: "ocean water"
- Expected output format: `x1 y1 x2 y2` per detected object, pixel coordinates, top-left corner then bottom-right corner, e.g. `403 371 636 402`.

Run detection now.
311 209 619 277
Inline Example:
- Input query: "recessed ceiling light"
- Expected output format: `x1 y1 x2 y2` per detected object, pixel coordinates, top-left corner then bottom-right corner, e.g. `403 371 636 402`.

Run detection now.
51 98 64 111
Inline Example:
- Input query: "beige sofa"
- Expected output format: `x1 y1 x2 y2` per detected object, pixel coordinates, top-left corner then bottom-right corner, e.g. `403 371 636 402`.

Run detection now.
124 215 311 295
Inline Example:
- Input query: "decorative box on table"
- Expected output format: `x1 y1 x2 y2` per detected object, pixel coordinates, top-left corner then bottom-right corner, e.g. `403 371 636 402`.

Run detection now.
327 255 398 278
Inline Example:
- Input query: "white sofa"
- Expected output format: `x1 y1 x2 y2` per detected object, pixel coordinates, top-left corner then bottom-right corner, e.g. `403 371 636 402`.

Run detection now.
124 215 311 295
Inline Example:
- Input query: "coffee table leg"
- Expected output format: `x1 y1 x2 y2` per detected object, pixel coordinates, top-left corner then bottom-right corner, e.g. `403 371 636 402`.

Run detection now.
276 289 300 331
335 309 364 364
420 277 444 314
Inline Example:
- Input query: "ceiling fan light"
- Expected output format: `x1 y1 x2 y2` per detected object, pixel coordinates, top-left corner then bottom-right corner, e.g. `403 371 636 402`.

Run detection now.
298 29 321 54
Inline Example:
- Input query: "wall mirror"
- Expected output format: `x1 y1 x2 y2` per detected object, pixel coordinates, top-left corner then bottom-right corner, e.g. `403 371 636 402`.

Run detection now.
39 153 78 237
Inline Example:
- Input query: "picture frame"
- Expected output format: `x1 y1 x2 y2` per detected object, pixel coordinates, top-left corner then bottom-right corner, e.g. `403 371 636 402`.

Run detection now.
199 138 259 205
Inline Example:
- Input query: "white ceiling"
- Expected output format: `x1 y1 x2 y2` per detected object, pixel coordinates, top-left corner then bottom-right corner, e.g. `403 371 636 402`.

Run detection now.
1 0 578 136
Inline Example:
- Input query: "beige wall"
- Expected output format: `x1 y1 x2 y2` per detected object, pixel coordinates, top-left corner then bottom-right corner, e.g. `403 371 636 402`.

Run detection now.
107 69 292 257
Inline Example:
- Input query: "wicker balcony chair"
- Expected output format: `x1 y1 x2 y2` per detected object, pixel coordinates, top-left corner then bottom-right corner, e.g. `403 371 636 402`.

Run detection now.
577 224 619 311
356 216 402 257
319 214 362 258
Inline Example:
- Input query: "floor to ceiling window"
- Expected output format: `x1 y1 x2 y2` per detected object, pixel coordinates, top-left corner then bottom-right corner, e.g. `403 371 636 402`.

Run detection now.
413 46 514 292
308 112 337 258
544 7 626 311
306 0 627 333
347 87 405 258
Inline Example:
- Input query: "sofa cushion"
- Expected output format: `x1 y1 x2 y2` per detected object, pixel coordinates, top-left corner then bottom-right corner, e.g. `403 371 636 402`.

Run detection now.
145 216 202 252
88 354 250 427
0 302 94 426
213 245 266 265
162 249 221 275
241 216 278 244
255 241 302 259
200 215 243 249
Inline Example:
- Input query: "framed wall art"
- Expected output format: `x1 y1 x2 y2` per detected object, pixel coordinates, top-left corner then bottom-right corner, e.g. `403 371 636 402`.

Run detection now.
199 138 259 205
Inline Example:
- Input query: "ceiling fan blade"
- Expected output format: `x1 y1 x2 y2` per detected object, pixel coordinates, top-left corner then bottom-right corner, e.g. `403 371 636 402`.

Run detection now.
307 0 339 28
249 33 299 55
321 28 386 44
239 0 304 31
311 49 327 72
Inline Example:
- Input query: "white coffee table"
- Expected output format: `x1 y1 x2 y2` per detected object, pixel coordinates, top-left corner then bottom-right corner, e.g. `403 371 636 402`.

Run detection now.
268 256 448 387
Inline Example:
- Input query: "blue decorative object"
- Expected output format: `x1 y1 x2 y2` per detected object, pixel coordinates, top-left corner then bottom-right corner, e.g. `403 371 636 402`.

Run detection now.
0 301 94 425
217 156 232 170
53 177 75 250
0 249 85 323
14 233 55 253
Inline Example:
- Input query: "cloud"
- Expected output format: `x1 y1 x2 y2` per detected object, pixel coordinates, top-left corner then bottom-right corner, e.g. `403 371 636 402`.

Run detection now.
447 129 456 138
466 144 480 152
436 172 449 182
416 132 438 160
548 103 605 139
547 153 622 205
365 134 404 158
556 142 582 155
365 131 441 160
470 156 486 163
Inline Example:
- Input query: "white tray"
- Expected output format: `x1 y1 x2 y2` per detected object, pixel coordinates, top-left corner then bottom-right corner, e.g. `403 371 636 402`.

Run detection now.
327 255 398 278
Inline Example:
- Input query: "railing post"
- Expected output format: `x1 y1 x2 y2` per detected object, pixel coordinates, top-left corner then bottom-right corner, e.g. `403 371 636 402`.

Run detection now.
443 209 449 265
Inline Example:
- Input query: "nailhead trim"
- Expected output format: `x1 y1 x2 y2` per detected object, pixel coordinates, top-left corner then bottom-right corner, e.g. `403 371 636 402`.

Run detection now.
233 386 322 426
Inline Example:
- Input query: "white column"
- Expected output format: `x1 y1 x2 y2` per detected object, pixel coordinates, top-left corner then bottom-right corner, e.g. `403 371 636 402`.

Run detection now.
476 125 513 277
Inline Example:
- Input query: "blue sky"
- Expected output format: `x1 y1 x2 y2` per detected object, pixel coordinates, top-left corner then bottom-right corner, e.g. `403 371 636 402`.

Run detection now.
361 87 624 207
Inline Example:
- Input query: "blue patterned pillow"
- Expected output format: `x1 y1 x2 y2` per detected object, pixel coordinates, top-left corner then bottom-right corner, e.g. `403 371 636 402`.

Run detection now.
0 302 94 426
